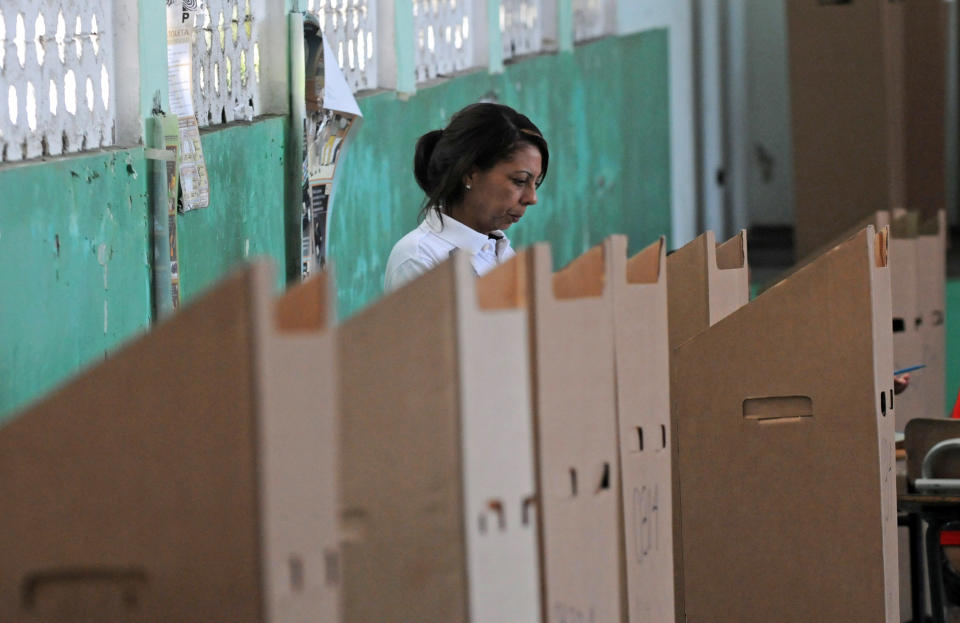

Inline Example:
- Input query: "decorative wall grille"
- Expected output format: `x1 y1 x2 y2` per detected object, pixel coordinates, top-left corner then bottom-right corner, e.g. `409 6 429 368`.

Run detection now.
413 0 473 83
308 0 377 93
0 0 116 162
501 0 540 61
188 0 262 127
573 0 611 42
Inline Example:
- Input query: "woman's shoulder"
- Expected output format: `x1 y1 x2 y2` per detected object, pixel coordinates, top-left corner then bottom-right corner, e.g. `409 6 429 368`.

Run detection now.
388 221 453 265
384 222 454 291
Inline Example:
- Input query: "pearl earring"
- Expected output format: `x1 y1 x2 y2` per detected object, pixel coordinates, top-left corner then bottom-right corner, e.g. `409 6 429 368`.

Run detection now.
465 184 472 190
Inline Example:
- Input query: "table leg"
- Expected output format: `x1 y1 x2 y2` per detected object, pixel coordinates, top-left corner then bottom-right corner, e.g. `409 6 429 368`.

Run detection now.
927 518 947 623
911 513 928 623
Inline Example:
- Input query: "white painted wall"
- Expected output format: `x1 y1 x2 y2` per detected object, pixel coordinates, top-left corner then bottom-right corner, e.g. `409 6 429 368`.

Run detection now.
617 0 698 249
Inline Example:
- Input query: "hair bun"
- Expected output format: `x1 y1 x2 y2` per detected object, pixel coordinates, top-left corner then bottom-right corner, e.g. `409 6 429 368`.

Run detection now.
413 129 445 194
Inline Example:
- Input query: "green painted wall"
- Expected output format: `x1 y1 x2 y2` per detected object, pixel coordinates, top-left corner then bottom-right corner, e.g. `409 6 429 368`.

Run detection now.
329 31 671 318
0 150 152 419
0 32 670 423
0 117 290 424
177 116 288 301
946 279 960 413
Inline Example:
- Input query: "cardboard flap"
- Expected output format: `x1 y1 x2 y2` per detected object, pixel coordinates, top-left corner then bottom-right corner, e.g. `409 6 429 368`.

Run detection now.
626 237 665 285
476 251 529 311
667 231 749 349
274 270 333 332
715 230 746 270
551 243 606 299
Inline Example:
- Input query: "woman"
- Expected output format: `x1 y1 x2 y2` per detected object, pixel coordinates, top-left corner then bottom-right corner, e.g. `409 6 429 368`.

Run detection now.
384 102 549 291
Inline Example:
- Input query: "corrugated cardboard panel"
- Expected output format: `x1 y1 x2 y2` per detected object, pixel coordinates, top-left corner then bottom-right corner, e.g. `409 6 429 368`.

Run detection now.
672 227 898 621
338 253 541 623
337 260 468 623
666 230 748 621
904 1 948 218
666 231 749 350
607 236 674 622
257 271 341 623
787 0 892 256
915 211 948 418
889 213 923 430
526 243 623 623
0 263 332 623
464 256 540 623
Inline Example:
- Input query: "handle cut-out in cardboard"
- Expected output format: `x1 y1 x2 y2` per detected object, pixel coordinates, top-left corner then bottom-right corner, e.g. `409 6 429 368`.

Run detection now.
742 396 814 421
22 566 148 610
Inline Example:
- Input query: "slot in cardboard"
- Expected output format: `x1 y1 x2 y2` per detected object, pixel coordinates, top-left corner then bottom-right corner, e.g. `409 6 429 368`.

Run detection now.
742 396 814 422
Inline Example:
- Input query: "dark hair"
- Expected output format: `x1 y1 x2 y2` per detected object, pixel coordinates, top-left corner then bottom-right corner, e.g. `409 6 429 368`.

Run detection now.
413 102 549 220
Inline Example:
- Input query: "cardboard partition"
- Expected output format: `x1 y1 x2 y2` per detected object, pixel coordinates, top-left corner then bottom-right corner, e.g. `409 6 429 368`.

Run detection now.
665 230 749 350
671 227 898 622
606 236 674 622
337 252 540 623
519 242 622 623
915 210 948 418
889 213 923 430
0 263 341 623
787 0 894 256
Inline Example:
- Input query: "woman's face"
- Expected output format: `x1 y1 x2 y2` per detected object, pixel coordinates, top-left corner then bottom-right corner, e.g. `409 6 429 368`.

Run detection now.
457 143 542 233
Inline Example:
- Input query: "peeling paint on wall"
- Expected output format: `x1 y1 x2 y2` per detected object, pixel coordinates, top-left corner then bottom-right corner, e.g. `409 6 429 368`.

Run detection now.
0 149 151 422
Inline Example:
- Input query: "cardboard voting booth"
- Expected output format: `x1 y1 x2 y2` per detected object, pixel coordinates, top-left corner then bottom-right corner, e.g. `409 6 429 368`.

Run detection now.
606 235 674 622
915 211 948 419
337 251 540 623
666 230 749 350
0 263 341 623
787 0 896 256
889 213 923 430
523 242 623 623
792 209 946 423
665 230 749 621
671 227 898 622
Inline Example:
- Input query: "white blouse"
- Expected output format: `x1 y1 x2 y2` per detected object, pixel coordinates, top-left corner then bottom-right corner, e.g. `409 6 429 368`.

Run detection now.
384 210 516 292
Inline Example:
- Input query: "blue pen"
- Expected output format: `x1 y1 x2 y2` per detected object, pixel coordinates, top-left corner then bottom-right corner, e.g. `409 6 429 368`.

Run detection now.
894 364 926 376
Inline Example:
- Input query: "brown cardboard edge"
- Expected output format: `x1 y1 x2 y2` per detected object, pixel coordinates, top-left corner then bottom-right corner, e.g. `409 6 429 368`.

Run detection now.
476 251 530 311
274 270 333 332
626 237 666 284
551 243 606 299
715 230 747 270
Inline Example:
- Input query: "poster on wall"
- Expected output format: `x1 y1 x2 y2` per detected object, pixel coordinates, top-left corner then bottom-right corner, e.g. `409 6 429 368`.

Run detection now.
299 13 363 280
166 0 211 212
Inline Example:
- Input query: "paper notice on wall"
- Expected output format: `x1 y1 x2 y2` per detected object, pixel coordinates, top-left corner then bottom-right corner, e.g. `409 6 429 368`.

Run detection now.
160 114 183 308
166 9 210 212
299 18 364 279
